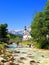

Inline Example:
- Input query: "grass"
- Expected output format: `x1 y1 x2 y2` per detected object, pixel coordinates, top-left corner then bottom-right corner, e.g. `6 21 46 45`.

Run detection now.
0 42 7 49
21 40 32 45
0 44 5 49
21 40 41 48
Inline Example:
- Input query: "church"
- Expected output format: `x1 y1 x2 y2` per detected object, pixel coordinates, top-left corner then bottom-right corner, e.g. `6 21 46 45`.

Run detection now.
23 26 31 40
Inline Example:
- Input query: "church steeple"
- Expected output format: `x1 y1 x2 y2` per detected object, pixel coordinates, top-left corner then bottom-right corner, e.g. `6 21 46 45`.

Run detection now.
24 26 27 30
23 26 31 40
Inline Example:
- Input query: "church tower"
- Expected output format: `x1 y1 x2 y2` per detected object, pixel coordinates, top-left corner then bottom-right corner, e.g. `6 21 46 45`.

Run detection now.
23 26 31 40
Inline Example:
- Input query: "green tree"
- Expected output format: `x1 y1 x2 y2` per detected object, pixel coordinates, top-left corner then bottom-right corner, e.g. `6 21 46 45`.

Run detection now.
0 24 9 43
31 0 49 49
44 0 49 30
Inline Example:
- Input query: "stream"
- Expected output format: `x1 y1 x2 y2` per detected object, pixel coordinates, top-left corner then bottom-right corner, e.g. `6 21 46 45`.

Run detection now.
6 43 49 65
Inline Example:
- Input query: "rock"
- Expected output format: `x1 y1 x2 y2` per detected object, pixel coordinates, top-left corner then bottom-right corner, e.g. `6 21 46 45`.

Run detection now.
1 59 7 63
14 51 20 53
42 55 44 57
27 54 34 59
22 52 27 54
37 61 40 63
0 57 5 62
7 56 14 62
0 62 4 65
4 62 10 65
17 59 24 64
20 57 26 60
30 60 38 65
10 62 19 65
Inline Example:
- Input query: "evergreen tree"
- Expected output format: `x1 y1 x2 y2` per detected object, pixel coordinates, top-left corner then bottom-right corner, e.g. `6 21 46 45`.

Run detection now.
0 24 8 43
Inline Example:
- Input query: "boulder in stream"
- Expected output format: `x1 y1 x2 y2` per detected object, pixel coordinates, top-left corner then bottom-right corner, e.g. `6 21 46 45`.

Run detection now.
30 60 38 65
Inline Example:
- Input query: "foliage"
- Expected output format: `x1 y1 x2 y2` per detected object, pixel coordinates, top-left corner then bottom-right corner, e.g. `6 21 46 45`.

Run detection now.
0 24 9 43
8 33 17 39
0 42 6 49
2 54 8 60
21 40 32 45
8 33 22 42
31 0 49 49
0 42 6 54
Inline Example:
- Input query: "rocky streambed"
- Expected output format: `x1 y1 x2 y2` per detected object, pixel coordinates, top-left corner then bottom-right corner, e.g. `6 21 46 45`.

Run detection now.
0 45 49 65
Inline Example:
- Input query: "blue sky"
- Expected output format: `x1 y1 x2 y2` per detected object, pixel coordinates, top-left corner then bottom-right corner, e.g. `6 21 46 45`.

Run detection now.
0 0 47 30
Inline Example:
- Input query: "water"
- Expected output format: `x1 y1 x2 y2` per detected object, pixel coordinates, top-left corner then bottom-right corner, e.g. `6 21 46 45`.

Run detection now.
7 43 49 65
7 43 17 48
